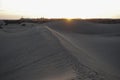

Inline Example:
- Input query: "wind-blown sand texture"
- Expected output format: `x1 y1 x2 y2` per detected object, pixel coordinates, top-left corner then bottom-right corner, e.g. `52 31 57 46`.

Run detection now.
0 20 120 80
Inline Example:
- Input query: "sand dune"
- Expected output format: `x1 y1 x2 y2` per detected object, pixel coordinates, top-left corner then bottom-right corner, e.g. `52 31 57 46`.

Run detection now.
45 20 120 78
0 21 120 80
46 20 120 34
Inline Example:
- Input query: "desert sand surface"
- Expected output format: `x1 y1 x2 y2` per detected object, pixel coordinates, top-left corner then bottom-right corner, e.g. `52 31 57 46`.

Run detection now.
0 20 120 80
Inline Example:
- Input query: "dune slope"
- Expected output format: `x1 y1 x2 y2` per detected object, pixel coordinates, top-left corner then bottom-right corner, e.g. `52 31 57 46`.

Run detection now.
45 20 120 79
0 24 106 80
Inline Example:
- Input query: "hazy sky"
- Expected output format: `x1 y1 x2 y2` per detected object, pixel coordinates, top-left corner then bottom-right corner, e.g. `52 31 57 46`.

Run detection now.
0 0 120 19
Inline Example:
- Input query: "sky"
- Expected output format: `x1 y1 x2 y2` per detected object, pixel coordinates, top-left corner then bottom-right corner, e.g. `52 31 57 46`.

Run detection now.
0 0 120 19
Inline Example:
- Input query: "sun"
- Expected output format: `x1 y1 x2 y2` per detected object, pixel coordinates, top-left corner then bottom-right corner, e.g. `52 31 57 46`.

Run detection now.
66 18 72 22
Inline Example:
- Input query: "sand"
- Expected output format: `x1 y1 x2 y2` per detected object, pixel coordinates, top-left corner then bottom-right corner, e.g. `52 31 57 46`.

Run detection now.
0 21 120 80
